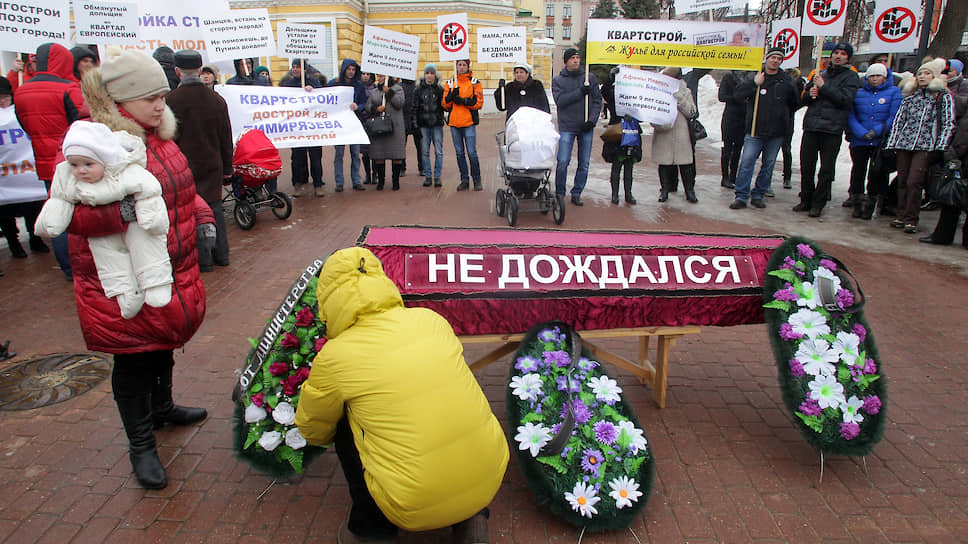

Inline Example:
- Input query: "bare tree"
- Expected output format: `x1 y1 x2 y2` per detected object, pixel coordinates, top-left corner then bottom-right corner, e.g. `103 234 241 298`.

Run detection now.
927 2 968 58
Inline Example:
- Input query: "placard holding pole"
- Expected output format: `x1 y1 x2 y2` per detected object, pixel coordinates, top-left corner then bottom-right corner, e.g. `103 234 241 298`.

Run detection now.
201 8 275 63
476 26 526 64
361 24 421 81
770 17 801 70
437 13 469 62
869 0 921 53
800 0 847 37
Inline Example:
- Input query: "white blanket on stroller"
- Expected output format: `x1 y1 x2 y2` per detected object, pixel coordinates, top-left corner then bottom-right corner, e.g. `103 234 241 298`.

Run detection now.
504 107 558 170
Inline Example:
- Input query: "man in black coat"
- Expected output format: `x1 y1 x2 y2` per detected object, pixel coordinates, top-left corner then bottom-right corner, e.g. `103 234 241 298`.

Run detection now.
166 50 234 271
794 41 862 217
718 70 748 189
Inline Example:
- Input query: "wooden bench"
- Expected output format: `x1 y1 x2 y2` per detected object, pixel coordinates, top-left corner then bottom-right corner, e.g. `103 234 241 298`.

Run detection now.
459 325 701 409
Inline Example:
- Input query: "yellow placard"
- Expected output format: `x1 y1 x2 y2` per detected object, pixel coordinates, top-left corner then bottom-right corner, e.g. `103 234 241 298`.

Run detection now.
587 41 764 71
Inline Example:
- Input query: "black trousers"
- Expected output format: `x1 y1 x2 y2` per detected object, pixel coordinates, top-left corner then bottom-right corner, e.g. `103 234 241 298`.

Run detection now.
291 147 323 187
799 130 843 209
112 350 173 401
781 121 794 182
848 146 889 198
407 131 424 174
930 205 968 246
334 415 398 539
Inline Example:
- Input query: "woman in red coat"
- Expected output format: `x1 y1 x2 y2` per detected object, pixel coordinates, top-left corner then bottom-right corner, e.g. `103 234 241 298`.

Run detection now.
76 50 211 489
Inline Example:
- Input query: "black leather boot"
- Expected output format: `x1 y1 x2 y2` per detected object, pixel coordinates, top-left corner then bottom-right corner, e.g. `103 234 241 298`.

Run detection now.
391 162 402 191
852 196 865 218
682 164 698 203
861 196 878 220
657 165 671 202
116 395 167 489
152 361 207 429
362 157 373 184
374 163 386 191
609 163 621 204
623 163 636 204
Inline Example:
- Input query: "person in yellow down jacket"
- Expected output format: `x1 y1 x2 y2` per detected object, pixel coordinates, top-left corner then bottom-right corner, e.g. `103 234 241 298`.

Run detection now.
295 247 508 544
441 59 484 191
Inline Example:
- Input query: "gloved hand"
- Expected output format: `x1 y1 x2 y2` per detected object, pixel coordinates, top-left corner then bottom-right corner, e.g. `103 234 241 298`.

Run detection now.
446 88 460 103
462 95 477 106
580 83 591 96
498 78 506 87
581 121 595 132
120 195 137 223
863 129 877 140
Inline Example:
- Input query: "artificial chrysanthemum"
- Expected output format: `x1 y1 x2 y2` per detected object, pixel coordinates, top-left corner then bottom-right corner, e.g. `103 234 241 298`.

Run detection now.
564 482 601 518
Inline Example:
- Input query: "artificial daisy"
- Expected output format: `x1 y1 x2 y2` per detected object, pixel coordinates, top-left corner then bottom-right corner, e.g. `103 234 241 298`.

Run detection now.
808 374 846 410
796 338 839 377
588 375 623 404
564 481 600 518
510 373 544 401
795 281 823 309
514 422 553 457
787 308 830 339
831 331 862 366
840 395 865 424
608 476 643 509
616 420 648 453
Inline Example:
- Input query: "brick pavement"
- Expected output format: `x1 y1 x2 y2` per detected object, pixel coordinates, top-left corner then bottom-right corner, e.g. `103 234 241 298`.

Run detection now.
1 112 967 543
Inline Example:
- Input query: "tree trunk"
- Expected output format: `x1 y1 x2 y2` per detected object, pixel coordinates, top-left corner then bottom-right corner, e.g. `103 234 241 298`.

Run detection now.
927 3 968 59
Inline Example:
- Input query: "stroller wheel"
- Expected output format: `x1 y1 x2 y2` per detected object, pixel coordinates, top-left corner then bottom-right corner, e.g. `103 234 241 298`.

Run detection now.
233 200 257 230
507 194 519 227
495 189 507 217
552 194 566 225
270 192 293 220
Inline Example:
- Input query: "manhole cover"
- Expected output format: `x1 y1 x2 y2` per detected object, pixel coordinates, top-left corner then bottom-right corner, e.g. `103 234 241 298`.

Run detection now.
0 353 110 411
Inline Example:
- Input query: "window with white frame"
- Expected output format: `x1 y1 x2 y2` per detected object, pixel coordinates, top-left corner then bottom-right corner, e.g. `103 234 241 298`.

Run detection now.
546 4 555 17
562 26 571 39
546 25 555 38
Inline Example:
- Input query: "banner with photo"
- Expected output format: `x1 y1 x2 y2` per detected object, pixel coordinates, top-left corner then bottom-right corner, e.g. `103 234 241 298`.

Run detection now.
201 8 274 63
0 108 47 206
73 1 140 46
613 66 679 126
0 0 69 52
361 25 421 80
869 0 921 53
586 19 766 71
216 86 368 149
477 26 527 64
769 17 801 70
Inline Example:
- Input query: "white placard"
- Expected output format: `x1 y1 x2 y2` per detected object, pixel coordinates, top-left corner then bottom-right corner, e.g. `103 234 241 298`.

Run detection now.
201 9 274 63
613 66 679 126
800 0 847 37
361 25 421 81
122 0 228 54
437 13 469 62
277 22 327 58
0 0 69 53
0 107 47 206
477 26 526 64
74 1 139 46
215 85 368 148
674 0 732 16
770 17 802 70
869 0 921 53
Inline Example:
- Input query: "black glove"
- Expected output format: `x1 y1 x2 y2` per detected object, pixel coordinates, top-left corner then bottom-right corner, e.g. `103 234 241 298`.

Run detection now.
120 194 137 223
498 78 506 87
446 88 460 103
462 95 477 107
580 83 591 96
863 129 876 140
581 121 595 132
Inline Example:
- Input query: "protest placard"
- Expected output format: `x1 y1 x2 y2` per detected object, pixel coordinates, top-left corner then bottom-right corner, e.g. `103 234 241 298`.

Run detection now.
119 0 228 54
201 8 274 63
0 0 69 52
586 19 766 71
674 0 731 16
73 1 139 46
216 85 368 149
869 0 920 53
437 13 469 62
477 26 526 64
361 25 421 80
0 108 47 206
800 0 847 37
613 66 678 126
277 22 328 58
770 17 801 69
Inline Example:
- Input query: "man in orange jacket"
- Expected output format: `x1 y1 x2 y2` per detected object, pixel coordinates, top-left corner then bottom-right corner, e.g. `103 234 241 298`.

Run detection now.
442 59 484 191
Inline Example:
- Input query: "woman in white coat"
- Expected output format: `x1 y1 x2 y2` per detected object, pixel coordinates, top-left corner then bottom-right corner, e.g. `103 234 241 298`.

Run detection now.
651 67 699 203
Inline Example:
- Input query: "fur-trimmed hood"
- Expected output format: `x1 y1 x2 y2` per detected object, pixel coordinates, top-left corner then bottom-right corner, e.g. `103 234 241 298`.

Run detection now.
80 67 177 141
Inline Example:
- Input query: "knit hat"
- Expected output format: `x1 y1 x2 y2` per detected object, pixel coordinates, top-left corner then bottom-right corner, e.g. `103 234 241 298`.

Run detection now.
255 65 269 77
949 59 963 76
865 63 887 78
174 49 202 70
563 48 580 63
0 76 11 97
831 42 853 59
765 47 785 60
100 50 171 102
62 121 120 166
917 57 948 91
201 65 219 78
513 62 532 76
424 63 436 74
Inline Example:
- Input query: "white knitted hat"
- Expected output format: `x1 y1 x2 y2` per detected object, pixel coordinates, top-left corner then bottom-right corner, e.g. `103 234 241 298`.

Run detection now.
62 121 121 165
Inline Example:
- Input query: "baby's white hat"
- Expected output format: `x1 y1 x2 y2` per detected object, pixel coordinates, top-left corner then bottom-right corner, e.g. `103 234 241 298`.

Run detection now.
62 121 120 166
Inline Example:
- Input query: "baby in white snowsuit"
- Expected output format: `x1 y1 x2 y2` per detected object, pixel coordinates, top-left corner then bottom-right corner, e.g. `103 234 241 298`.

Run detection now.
35 121 173 319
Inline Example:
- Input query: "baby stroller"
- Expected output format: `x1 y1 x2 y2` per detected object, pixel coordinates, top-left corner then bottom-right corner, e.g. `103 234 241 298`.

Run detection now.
223 128 291 230
494 107 563 227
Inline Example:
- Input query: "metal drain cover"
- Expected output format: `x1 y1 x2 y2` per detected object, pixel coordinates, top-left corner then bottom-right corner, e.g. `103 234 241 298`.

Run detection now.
0 353 110 411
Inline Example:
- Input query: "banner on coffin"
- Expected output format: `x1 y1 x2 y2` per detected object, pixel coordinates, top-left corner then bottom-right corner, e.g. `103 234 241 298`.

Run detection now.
74 1 139 46
201 8 274 63
0 108 46 206
216 86 368 148
361 25 421 80
869 0 920 53
586 19 766 71
614 67 678 126
770 17 801 70
477 26 527 63
0 0 69 52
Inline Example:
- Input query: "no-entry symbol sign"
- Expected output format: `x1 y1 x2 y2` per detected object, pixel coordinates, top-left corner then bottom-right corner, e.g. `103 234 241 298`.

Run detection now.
869 0 921 53
437 13 469 61
770 17 801 69
801 0 846 36
773 29 799 61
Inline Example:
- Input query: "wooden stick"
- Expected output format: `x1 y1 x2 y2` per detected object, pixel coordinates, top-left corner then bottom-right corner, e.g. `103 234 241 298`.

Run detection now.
750 81 761 137
499 62 505 109
300 58 305 88
584 63 589 123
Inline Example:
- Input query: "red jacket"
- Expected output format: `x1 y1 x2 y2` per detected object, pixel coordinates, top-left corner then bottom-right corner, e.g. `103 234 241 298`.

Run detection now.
13 44 89 181
67 108 206 354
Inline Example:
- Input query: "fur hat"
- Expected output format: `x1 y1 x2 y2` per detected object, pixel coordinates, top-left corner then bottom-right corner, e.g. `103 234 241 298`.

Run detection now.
563 48 580 63
865 63 887 78
62 121 120 165
513 62 532 76
100 50 171 103
917 58 948 92
173 49 202 70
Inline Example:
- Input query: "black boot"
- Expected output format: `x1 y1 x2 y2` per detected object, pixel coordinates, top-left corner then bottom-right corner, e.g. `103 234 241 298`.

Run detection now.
860 196 876 220
391 162 402 191
609 164 621 204
116 395 167 489
374 163 386 191
152 361 207 429
852 196 865 218
657 165 671 202
362 157 373 184
682 164 698 203
623 163 636 204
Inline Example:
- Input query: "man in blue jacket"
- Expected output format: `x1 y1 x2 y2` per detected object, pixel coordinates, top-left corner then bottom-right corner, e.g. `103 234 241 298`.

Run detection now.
328 59 367 192
552 48 602 206
846 62 901 219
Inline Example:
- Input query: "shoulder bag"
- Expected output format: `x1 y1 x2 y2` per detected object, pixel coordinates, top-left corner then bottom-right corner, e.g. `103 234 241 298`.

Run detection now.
364 93 394 136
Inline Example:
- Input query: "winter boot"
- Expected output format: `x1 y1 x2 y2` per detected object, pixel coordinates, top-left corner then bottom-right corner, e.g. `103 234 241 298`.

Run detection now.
657 165 672 202
861 196 876 220
623 164 637 204
152 361 207 429
682 165 698 203
391 163 402 191
116 395 167 489
362 158 373 184
609 164 621 204
852 196 865 218
374 163 386 191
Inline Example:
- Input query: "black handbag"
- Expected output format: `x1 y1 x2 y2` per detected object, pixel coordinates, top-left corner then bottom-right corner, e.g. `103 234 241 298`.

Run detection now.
364 94 394 136
870 122 896 174
689 116 707 142
932 161 968 210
